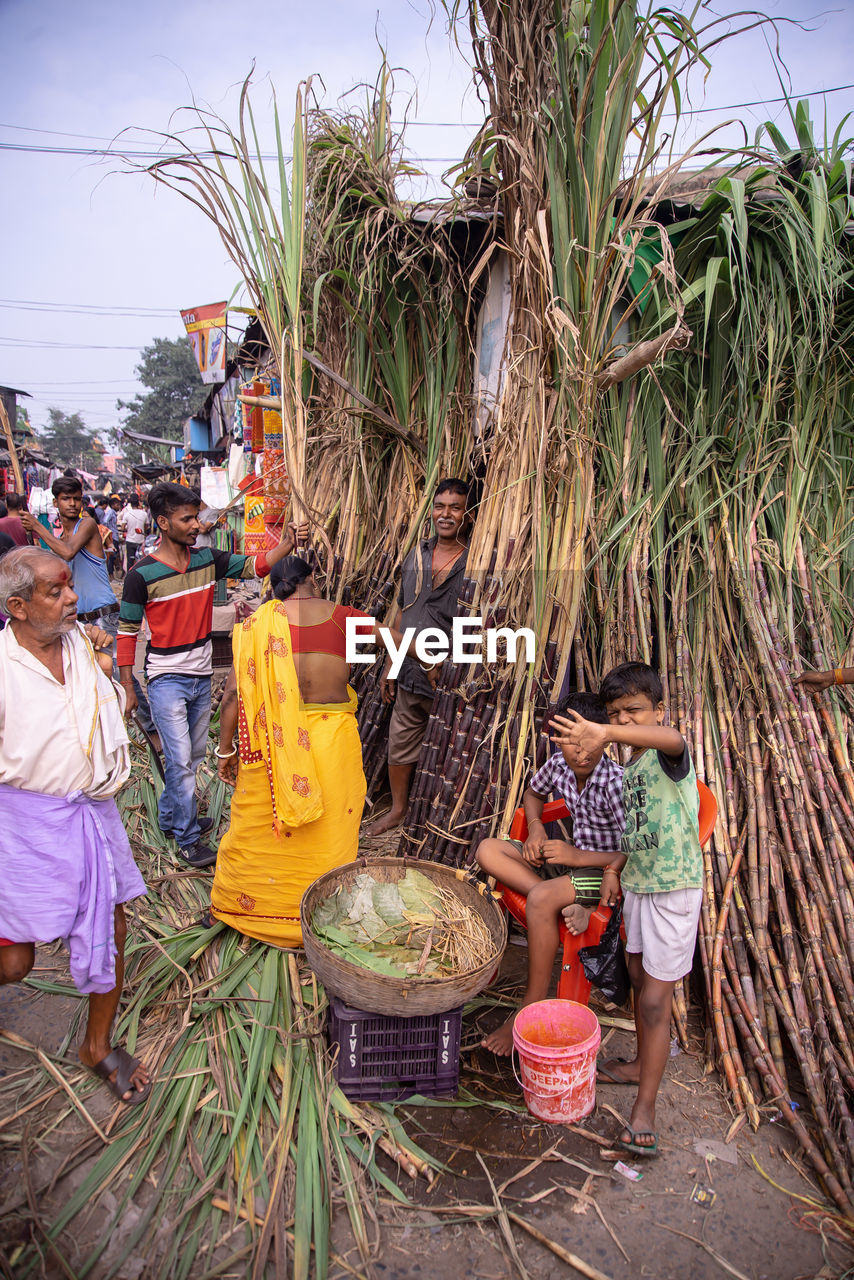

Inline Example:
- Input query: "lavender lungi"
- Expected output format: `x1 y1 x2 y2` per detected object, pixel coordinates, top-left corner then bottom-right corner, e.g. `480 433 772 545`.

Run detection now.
0 784 146 994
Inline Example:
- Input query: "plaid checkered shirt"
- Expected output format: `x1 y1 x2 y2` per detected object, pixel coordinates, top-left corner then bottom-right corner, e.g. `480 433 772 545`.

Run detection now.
529 750 624 852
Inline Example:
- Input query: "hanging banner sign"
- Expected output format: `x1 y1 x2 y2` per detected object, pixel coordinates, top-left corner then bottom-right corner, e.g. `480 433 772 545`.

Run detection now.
243 491 268 555
180 302 228 384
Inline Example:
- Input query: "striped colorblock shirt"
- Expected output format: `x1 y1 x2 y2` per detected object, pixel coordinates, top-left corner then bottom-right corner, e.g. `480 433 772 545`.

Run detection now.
117 548 267 679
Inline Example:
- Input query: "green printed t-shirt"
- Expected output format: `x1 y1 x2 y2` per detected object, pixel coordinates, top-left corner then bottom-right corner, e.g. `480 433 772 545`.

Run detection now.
619 744 702 895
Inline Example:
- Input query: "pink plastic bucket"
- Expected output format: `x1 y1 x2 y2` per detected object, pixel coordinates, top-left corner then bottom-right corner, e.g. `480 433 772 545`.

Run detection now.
512 999 601 1124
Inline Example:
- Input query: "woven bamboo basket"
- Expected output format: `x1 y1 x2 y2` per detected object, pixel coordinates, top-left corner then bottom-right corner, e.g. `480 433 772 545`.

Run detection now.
301 857 507 1016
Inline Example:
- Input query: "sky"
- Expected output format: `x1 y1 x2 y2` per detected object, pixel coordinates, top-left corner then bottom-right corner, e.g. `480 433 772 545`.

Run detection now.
1 0 852 444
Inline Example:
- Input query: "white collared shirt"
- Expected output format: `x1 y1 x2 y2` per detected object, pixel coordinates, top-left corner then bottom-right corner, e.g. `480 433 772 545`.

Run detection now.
0 625 128 798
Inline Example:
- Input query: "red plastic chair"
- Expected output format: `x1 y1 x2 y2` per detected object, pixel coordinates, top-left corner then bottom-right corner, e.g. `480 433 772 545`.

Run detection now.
496 779 718 1005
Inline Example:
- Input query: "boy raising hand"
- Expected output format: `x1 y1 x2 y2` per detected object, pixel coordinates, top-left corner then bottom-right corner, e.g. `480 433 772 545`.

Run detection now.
551 663 702 1158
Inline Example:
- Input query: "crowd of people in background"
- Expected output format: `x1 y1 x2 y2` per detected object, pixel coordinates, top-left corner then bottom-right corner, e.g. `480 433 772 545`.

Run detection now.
0 481 151 580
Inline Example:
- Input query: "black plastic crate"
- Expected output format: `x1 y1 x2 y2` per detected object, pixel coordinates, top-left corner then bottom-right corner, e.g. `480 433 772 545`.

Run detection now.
327 998 462 1102
211 632 233 668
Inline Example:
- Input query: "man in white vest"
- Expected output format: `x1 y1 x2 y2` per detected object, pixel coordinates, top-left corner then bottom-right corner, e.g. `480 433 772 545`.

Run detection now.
0 547 150 1105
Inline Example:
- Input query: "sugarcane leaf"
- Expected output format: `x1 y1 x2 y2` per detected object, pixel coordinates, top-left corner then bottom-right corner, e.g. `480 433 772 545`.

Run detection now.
293 1083 316 1280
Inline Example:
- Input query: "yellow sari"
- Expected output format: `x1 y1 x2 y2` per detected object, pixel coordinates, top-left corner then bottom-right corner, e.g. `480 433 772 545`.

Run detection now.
211 600 366 946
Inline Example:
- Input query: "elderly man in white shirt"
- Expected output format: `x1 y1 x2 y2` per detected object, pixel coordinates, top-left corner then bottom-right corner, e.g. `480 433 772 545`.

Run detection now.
0 547 151 1105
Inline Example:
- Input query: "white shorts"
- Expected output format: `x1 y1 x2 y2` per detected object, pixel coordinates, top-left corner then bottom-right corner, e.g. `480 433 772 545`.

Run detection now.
623 887 703 983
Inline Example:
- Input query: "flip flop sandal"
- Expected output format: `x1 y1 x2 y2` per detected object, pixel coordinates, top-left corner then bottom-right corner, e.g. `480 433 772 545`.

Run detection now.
92 1048 151 1107
616 1125 658 1157
596 1057 636 1085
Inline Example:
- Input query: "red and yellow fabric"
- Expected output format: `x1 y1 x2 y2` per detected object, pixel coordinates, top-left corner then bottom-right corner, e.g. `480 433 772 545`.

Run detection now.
249 381 265 452
210 600 366 946
262 402 289 522
243 491 268 557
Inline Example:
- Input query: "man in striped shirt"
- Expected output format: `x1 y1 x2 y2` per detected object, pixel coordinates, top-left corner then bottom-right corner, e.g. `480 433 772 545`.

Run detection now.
117 482 301 868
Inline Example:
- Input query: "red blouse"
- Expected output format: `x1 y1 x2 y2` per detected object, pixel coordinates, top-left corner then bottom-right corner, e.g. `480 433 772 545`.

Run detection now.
289 604 373 659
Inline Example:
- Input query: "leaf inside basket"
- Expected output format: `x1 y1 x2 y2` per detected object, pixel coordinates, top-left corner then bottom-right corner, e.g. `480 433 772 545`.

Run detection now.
311 867 496 979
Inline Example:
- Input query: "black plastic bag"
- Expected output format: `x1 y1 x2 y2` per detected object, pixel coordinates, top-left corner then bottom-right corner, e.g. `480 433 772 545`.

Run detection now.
578 901 631 1006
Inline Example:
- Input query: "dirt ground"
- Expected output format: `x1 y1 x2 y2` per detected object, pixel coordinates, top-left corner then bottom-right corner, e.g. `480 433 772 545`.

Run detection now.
1 936 851 1280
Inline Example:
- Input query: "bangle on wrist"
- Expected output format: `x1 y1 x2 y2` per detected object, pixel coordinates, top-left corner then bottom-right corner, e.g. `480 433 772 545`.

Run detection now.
834 668 845 686
603 866 620 876
215 745 237 759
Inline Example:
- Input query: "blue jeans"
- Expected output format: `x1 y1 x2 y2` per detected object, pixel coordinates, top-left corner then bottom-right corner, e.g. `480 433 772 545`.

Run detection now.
147 674 212 847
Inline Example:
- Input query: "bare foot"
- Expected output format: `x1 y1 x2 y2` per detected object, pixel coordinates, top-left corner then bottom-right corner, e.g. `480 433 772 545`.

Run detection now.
563 903 593 935
481 1013 517 1056
79 1043 150 1102
363 808 406 838
598 1056 640 1085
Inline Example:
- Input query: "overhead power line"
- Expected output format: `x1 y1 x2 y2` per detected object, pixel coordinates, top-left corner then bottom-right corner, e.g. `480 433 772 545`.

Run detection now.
662 81 854 116
0 142 243 159
0 141 459 161
0 298 176 318
2 82 853 161
0 120 483 141
0 80 851 156
29 391 137 399
18 379 144 386
0 337 144 350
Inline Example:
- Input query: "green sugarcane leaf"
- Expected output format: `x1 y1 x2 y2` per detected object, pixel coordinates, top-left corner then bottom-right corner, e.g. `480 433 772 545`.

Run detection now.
341 1133 410 1202
292 1080 316 1280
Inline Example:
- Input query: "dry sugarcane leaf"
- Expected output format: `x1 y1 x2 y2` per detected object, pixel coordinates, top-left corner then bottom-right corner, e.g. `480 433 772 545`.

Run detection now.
311 888 344 933
397 869 443 914
371 881 407 927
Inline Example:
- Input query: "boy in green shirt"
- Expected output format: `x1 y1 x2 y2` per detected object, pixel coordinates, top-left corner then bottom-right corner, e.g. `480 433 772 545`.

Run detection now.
551 662 702 1158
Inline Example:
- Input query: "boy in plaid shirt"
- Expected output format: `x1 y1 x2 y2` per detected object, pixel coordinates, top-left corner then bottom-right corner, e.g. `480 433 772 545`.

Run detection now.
475 691 624 1054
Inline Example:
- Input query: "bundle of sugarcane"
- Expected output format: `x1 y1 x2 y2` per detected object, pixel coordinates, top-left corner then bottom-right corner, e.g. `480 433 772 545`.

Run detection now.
576 121 854 1213
399 84 854 1218
568 529 854 1215
381 0 719 862
140 68 472 602
691 542 854 1216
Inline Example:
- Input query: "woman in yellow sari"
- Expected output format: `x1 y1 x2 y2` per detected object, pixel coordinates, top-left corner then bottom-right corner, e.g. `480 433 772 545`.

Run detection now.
211 557 431 946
